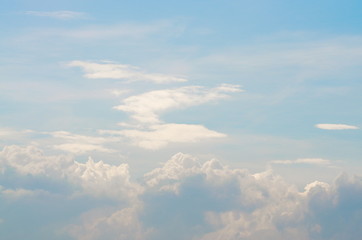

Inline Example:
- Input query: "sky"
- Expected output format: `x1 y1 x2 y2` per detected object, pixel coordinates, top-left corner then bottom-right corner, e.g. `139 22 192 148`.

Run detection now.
1 0 362 239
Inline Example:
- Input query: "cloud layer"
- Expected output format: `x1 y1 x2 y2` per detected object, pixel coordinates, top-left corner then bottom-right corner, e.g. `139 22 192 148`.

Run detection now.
1 146 362 240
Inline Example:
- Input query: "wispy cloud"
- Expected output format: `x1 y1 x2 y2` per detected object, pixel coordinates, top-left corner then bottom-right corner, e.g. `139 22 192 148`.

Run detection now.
24 11 86 20
107 84 242 149
25 20 182 40
315 123 359 130
0 128 33 139
198 36 362 80
69 61 187 84
270 158 331 166
100 124 226 150
47 131 120 154
114 84 243 124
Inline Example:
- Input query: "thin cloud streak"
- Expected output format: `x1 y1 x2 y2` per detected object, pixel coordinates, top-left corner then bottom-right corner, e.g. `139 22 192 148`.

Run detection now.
69 61 187 83
271 158 331 165
315 123 359 130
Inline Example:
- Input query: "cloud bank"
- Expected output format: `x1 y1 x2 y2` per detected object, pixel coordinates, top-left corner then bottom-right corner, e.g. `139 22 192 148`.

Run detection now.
1 146 362 240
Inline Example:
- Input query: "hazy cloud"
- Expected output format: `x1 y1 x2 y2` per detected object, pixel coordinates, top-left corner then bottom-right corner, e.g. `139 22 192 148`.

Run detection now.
48 131 119 154
101 124 226 150
24 11 86 20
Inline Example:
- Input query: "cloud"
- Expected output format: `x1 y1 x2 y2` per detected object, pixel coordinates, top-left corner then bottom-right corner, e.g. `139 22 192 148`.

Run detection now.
54 20 180 39
0 145 141 201
24 11 86 20
53 143 115 154
271 158 331 166
315 123 359 130
69 61 187 84
140 153 362 240
0 128 33 139
100 124 226 150
67 206 153 240
114 84 243 124
2 147 362 239
106 84 242 149
47 131 119 154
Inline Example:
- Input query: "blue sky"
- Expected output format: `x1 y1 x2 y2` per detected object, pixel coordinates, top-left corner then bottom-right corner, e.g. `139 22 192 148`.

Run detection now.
1 1 362 239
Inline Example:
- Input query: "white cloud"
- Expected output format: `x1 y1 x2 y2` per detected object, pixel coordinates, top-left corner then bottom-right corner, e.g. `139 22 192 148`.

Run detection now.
48 131 119 154
107 84 242 149
71 157 143 201
315 123 359 130
101 124 226 150
25 11 86 20
114 84 243 124
271 158 331 166
53 143 115 154
0 145 74 176
69 61 187 84
0 145 141 201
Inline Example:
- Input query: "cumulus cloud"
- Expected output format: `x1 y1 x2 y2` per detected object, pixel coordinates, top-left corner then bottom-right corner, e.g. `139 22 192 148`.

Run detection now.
0 145 141 201
315 123 359 130
2 146 362 240
140 153 362 240
69 61 187 83
24 11 86 20
114 84 243 124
